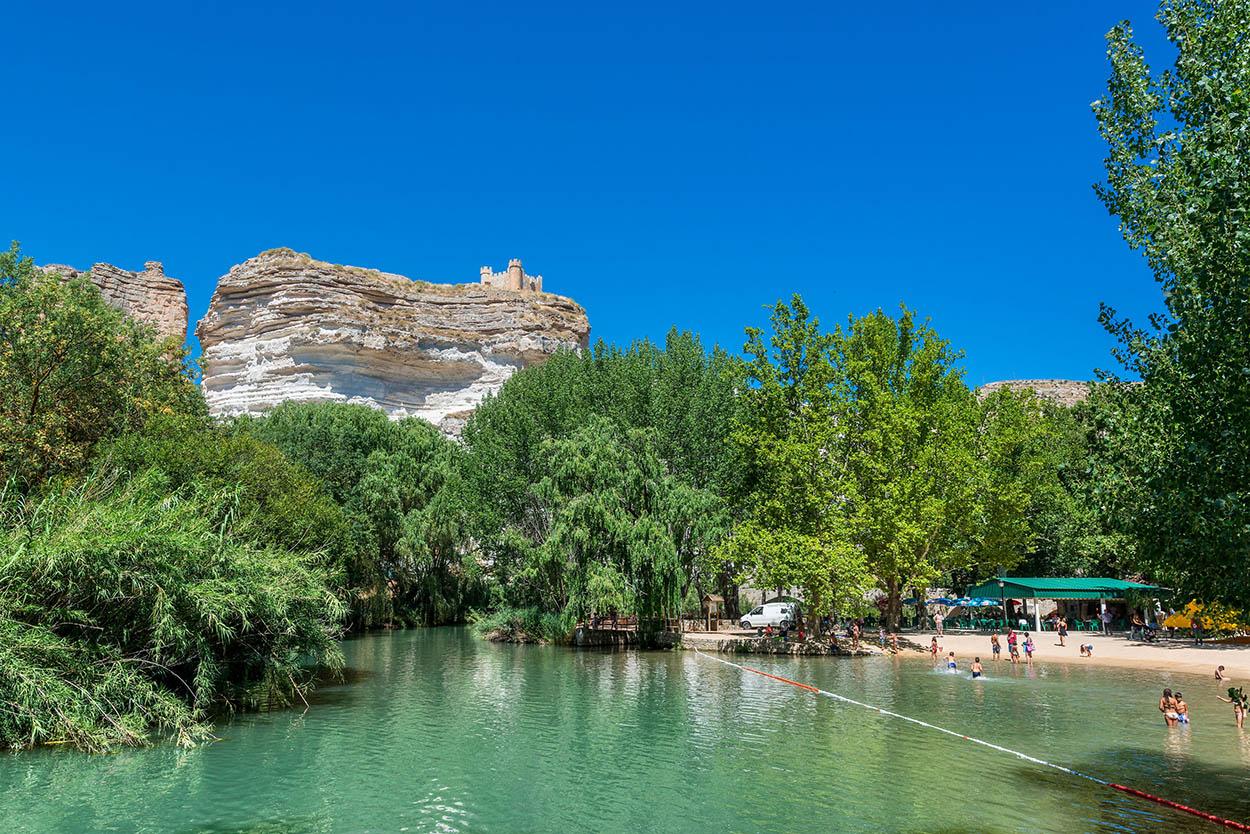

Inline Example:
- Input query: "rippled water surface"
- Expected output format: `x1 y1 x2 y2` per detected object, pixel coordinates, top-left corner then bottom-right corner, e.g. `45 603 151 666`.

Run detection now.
4 628 1250 833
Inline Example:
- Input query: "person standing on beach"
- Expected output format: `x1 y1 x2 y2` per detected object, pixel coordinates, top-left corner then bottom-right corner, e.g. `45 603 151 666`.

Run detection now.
1057 617 1068 647
991 632 1001 661
935 611 944 637
1023 633 1035 666
930 636 940 663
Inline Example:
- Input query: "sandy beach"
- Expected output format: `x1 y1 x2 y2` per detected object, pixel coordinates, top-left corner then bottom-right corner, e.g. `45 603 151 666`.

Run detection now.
898 630 1250 678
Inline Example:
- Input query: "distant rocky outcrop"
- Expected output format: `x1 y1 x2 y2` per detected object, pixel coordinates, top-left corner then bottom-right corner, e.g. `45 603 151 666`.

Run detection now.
196 249 590 433
42 261 188 343
977 379 1090 407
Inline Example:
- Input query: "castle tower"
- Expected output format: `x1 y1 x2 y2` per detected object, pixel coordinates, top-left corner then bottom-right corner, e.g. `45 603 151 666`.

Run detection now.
480 265 492 285
506 258 523 291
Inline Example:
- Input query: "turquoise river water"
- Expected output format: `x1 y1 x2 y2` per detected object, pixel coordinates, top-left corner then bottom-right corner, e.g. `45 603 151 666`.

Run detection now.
3 627 1250 833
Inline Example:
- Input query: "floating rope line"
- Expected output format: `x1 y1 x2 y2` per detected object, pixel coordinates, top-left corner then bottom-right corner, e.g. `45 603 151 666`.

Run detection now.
694 650 1249 832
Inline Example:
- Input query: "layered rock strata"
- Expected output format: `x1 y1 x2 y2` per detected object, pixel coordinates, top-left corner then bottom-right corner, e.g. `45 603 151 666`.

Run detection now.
196 249 590 432
42 261 188 342
978 379 1090 407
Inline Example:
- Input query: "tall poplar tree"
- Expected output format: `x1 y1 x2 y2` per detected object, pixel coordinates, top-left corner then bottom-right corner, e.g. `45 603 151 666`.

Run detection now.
1092 0 1250 607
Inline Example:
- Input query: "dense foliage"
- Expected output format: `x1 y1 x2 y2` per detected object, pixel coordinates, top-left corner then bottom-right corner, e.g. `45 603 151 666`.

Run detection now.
719 300 1067 631
1091 0 1250 608
462 332 740 640
0 243 200 491
242 402 482 628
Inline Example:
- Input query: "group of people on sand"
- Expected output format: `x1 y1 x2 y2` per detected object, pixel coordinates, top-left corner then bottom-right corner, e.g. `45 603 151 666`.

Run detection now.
1157 667 1247 729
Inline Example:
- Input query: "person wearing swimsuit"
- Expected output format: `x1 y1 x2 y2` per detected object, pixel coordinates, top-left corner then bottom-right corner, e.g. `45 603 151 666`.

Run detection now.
1175 692 1190 725
1217 687 1247 729
947 651 957 671
1160 688 1180 726
930 637 940 663
971 657 984 679
990 632 1001 661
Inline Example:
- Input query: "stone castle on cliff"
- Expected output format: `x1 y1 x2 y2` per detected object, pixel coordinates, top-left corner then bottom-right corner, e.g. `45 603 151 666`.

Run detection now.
479 258 542 292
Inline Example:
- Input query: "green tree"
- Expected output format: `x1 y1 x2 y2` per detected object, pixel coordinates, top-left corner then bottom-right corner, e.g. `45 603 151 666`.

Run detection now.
0 243 200 489
1092 0 1250 606
718 296 873 631
245 402 479 626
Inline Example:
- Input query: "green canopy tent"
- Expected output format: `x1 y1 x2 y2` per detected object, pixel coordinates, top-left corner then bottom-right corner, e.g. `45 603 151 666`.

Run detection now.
963 577 1160 632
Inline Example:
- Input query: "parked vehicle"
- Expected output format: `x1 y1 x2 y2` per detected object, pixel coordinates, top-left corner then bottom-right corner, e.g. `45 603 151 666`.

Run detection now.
740 602 798 630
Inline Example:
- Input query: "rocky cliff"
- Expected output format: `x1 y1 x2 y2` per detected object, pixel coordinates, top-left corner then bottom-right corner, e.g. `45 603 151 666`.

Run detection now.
42 261 188 343
978 379 1090 407
196 249 591 432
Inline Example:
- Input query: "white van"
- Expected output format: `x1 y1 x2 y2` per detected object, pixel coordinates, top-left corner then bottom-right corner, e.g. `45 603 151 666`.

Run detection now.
739 602 798 630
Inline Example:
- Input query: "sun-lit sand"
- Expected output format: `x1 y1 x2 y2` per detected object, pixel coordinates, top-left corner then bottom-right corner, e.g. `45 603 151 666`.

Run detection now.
900 630 1250 678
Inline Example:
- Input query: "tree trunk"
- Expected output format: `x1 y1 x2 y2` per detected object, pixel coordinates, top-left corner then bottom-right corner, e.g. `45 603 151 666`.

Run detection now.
885 578 902 632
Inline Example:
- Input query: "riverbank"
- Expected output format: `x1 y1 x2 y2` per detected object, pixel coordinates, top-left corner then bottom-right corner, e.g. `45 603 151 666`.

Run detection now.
915 631 1250 677
680 628 1250 677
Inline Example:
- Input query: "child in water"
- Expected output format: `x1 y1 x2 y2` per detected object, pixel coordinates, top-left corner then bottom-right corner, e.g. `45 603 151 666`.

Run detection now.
1023 633 1035 666
947 651 957 671
1174 692 1190 725
930 637 940 663
971 657 984 679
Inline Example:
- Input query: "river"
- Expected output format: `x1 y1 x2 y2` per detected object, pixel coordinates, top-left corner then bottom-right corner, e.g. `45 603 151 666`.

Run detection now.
3 627 1249 833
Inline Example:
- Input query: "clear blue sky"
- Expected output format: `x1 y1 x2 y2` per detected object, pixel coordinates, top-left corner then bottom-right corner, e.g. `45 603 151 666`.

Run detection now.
3 1 1169 385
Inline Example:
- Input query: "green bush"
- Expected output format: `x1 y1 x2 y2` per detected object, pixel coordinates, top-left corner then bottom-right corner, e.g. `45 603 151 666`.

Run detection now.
0 472 344 751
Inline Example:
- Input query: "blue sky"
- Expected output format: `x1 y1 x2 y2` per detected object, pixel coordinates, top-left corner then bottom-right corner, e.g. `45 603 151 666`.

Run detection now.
3 1 1169 385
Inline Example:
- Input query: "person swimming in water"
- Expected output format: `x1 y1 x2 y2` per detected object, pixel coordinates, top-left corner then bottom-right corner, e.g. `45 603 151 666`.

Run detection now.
947 651 957 671
971 657 984 679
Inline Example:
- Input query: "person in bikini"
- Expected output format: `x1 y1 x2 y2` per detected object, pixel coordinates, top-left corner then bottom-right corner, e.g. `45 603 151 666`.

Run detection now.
1057 616 1068 647
1159 688 1180 727
971 657 984 679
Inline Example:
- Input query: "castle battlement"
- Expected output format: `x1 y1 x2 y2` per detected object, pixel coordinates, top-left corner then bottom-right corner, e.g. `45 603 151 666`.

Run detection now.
479 258 542 292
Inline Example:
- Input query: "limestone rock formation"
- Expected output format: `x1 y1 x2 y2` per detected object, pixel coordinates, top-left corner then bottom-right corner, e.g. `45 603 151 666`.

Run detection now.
196 249 591 432
42 261 188 342
977 379 1090 407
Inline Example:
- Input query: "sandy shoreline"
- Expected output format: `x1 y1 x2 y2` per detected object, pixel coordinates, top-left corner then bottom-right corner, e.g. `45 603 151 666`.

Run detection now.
681 628 1250 679
889 630 1250 679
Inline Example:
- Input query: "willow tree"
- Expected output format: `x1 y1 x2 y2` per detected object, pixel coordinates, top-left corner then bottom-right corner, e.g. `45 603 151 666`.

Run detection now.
1092 0 1250 607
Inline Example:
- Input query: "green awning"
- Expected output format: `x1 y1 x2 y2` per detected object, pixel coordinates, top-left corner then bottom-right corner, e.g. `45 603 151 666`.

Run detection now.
964 577 1159 601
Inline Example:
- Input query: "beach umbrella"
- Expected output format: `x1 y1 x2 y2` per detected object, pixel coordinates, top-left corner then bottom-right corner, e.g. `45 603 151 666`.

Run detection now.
926 597 956 607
